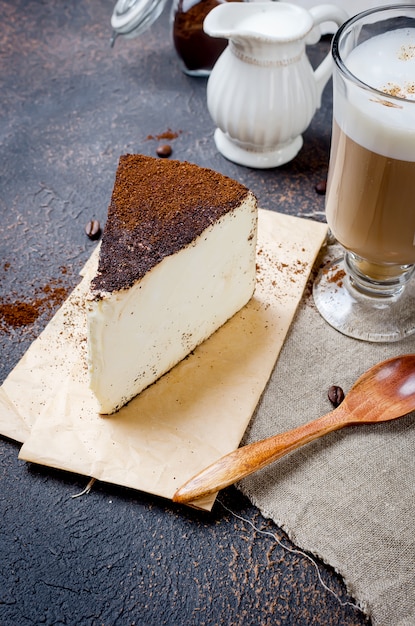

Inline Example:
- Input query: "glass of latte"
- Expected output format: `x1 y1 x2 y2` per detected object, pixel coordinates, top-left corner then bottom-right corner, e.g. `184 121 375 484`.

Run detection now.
313 5 415 342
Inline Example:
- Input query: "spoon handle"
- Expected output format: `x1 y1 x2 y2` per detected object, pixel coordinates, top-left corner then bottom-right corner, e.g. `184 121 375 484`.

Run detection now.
173 406 349 504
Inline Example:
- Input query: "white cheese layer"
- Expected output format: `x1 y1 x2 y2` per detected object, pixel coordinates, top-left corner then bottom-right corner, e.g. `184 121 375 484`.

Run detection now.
87 196 257 414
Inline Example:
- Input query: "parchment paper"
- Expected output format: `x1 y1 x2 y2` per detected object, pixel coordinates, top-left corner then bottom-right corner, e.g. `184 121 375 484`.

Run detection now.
0 209 327 511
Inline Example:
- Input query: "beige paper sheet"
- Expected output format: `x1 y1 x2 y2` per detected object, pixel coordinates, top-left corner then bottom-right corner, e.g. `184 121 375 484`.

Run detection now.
0 210 327 510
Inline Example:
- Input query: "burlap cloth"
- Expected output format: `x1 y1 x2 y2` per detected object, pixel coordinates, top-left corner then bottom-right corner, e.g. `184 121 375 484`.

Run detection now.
239 242 415 626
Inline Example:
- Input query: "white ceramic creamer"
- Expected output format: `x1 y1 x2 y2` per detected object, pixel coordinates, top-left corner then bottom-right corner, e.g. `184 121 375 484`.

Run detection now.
204 2 348 168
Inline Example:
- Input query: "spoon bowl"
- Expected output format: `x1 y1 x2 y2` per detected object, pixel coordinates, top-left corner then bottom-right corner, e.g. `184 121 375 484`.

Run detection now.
173 354 415 504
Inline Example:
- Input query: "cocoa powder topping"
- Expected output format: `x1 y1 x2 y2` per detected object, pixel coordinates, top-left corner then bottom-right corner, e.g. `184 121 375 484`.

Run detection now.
92 154 253 294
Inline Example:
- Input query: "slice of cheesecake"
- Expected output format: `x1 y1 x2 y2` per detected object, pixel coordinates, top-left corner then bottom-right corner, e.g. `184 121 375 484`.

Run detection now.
87 154 258 414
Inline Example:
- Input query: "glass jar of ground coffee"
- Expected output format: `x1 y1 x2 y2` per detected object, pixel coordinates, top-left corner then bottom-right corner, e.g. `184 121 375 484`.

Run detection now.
111 0 240 75
172 0 241 77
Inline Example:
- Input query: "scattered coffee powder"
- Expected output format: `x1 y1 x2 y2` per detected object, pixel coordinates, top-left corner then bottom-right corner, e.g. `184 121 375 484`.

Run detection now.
326 268 346 287
0 273 70 333
0 301 39 328
146 129 182 141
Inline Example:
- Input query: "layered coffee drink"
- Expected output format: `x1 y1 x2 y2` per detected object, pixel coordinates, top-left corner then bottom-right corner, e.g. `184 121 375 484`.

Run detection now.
313 8 415 342
326 27 415 271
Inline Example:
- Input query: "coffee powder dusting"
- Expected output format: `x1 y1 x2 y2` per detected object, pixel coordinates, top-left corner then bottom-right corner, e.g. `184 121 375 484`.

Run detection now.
0 301 39 328
0 276 70 332
92 154 252 294
146 129 182 141
327 268 346 287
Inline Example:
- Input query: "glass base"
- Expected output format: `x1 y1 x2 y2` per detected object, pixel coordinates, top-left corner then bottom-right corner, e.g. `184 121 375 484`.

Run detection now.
313 256 415 342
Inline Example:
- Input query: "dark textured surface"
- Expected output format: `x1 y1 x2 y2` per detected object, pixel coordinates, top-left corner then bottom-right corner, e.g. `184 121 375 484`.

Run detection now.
0 2 369 625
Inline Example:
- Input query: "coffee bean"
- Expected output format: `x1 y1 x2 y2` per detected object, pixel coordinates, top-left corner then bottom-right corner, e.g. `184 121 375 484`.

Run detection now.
328 385 345 407
85 219 101 240
156 144 172 158
315 180 327 195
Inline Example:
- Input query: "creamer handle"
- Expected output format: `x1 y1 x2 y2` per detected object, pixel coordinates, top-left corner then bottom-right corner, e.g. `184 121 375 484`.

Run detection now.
309 5 349 106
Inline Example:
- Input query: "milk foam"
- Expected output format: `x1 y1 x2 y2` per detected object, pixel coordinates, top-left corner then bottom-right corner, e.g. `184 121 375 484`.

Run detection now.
236 4 311 39
336 28 415 160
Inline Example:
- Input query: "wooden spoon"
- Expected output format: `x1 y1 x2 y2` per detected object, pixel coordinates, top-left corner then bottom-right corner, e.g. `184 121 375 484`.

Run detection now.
173 354 415 504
